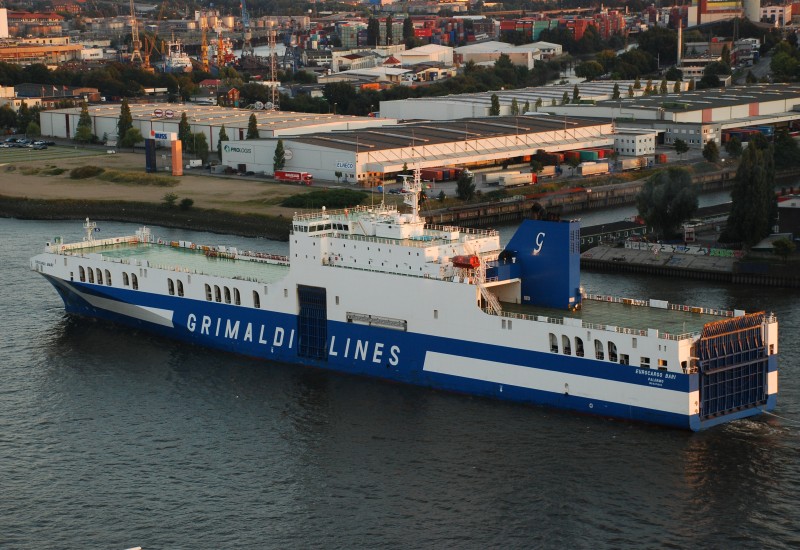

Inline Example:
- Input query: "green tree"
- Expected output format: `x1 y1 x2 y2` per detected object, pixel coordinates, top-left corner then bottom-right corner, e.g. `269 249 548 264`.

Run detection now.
510 98 519 115
687 78 695 91
524 99 531 113
74 101 93 143
217 124 228 158
385 14 393 45
273 138 286 172
26 121 41 137
725 136 743 159
178 112 192 153
674 138 689 161
627 85 634 98
772 237 796 262
774 128 800 168
633 76 641 89
561 91 569 105
702 140 720 163
367 17 380 47
644 79 653 95
455 169 476 201
16 101 32 134
0 104 16 130
334 171 342 183
636 167 699 239
673 80 681 93
530 159 543 173
162 192 179 207
193 132 209 164
402 17 414 42
119 127 143 151
489 94 500 115
660 78 668 94
117 97 133 140
724 136 776 247
535 98 542 111
574 60 603 80
179 198 194 210
612 83 620 100
246 113 259 139
572 84 580 103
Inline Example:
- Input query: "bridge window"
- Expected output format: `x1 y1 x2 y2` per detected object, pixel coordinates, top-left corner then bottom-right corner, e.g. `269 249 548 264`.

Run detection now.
594 339 604 360
562 335 571 355
234 288 241 306
131 273 138 290
658 359 668 371
549 333 559 353
177 280 184 297
87 268 94 284
640 357 650 368
168 279 175 296
205 284 212 301
214 285 221 302
96 268 103 285
620 354 630 365
575 337 584 357
123 272 129 286
79 266 86 282
253 291 260 309
105 270 112 286
224 286 231 304
608 341 618 363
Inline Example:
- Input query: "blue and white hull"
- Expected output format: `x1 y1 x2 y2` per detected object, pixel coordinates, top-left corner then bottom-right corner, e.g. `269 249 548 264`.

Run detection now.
40 271 778 431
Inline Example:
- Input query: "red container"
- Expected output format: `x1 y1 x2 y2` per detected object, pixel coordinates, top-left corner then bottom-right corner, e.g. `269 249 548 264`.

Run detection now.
655 153 668 164
451 255 481 269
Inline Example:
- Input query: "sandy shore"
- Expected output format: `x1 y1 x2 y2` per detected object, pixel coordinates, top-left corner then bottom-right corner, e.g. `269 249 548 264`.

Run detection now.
0 149 312 217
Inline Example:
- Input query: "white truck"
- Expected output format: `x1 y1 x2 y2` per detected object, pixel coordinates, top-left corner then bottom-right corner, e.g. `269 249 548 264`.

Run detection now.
483 171 519 185
577 162 610 177
500 173 534 187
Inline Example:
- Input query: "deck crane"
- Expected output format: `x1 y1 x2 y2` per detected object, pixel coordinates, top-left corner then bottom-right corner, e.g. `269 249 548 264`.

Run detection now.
129 0 143 64
240 0 254 58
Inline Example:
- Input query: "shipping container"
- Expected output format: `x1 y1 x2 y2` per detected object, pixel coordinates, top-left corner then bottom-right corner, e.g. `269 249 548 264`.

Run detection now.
579 150 600 161
577 162 609 176
275 170 313 184
655 153 668 164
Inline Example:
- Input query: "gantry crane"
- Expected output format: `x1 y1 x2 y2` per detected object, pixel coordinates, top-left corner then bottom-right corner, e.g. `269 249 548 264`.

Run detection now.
129 0 143 64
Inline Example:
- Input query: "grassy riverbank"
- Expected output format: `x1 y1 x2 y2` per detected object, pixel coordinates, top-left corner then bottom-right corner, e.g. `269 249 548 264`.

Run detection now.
0 196 292 240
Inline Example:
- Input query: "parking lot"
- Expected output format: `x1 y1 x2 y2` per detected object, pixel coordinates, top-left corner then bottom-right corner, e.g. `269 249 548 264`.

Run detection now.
0 143 104 164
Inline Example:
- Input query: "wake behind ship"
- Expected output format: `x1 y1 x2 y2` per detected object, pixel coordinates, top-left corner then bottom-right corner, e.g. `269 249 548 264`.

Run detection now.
30 172 778 430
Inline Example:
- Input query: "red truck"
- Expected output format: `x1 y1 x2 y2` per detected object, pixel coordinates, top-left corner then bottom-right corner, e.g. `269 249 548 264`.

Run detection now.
274 171 313 184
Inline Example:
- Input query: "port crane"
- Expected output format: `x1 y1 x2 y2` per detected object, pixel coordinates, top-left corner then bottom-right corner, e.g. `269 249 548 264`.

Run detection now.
240 0 254 57
129 0 143 64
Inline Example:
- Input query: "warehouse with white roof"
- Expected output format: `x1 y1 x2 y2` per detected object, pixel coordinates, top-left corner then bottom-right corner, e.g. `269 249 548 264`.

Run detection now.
39 103 397 150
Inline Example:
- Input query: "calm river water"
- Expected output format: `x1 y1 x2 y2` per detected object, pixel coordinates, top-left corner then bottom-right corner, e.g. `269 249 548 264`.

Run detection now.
1 217 798 549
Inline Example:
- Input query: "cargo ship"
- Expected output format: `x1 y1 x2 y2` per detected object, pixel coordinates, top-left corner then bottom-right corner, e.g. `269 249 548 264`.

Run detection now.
30 171 778 430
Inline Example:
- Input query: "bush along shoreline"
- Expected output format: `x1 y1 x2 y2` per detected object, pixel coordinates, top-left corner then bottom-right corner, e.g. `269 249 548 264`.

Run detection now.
0 196 292 241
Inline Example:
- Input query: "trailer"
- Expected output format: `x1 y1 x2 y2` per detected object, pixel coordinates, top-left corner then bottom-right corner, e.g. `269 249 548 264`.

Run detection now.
618 157 646 171
537 165 559 179
577 162 609 177
500 173 535 187
275 170 313 184
483 171 519 185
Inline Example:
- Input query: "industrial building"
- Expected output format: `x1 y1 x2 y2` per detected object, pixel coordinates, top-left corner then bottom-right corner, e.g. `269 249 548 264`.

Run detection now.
39 103 396 150
379 81 684 120
221 116 617 183
540 84 800 148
